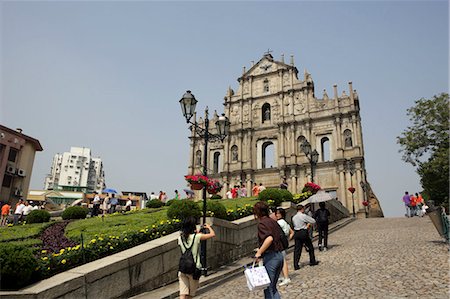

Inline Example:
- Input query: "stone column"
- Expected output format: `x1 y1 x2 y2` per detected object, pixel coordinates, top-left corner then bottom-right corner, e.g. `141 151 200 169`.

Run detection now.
335 116 342 149
355 167 363 212
290 168 297 194
345 171 353 212
339 170 346 207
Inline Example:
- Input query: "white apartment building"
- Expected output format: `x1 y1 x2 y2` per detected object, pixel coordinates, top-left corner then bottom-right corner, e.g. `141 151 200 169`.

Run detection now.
44 147 105 193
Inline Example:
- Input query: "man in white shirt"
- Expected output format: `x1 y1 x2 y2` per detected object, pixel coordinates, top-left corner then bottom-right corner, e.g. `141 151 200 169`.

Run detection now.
150 192 158 200
14 199 26 225
258 183 266 193
92 192 101 216
292 204 319 269
125 197 132 211
23 201 33 217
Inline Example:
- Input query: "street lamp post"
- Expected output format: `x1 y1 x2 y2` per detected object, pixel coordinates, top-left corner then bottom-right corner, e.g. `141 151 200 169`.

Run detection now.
179 90 230 276
360 181 369 218
346 160 356 217
300 139 319 183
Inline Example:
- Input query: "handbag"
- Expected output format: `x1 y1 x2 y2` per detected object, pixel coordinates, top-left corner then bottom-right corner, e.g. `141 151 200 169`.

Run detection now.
244 262 271 291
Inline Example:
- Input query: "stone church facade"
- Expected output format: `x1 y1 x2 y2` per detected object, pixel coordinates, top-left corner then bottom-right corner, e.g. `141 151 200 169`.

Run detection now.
187 53 382 216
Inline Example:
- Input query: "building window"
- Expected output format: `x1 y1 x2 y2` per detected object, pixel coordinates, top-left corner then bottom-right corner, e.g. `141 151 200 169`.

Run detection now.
8 148 18 162
263 79 270 93
262 103 271 123
231 145 238 162
321 137 330 162
2 174 13 188
213 152 221 173
262 141 275 169
344 129 353 147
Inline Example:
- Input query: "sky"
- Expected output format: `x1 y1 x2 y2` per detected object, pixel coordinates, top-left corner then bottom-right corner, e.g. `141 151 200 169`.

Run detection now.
1 1 448 217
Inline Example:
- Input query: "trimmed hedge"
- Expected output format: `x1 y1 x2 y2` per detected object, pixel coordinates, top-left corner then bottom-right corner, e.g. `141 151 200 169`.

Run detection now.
167 199 201 221
61 206 88 220
0 243 39 290
258 188 293 207
26 210 51 224
146 199 165 209
210 194 222 200
205 200 227 219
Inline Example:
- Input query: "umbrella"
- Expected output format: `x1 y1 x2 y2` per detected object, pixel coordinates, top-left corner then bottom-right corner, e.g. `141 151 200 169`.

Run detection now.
308 190 333 203
102 188 118 194
183 189 195 195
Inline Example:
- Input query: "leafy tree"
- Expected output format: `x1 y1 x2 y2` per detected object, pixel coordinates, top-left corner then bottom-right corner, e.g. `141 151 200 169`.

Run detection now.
397 93 449 208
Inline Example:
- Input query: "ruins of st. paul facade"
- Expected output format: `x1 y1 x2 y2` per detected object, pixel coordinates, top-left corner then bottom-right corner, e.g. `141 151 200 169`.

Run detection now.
187 53 383 217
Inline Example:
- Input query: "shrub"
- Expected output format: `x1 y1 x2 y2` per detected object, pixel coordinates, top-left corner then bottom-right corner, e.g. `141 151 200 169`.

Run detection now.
0 243 39 290
204 200 227 219
146 199 165 209
167 199 201 221
165 199 176 206
61 206 88 220
258 188 293 207
26 210 51 224
210 194 222 200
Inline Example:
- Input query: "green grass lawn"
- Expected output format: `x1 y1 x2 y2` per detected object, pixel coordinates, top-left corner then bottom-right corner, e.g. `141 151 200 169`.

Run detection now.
0 197 259 245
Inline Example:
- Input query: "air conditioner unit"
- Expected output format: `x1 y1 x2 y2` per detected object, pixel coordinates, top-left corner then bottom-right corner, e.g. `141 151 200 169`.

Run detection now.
6 165 16 174
17 169 26 177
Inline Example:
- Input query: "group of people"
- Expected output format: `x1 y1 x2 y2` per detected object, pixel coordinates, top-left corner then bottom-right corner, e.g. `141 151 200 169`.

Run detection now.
177 200 331 298
402 191 427 217
0 198 42 226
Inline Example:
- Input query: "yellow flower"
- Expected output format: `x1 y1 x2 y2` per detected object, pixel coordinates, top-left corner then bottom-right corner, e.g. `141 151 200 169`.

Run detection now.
61 259 67 264
74 245 81 250
98 237 104 241
52 253 59 257
124 238 128 241
41 257 48 261
110 246 114 250
47 267 50 270
41 250 47 254
90 239 97 244
60 249 65 254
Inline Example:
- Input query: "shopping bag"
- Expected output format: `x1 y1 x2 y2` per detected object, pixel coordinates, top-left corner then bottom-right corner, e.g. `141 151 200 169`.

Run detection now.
244 262 271 291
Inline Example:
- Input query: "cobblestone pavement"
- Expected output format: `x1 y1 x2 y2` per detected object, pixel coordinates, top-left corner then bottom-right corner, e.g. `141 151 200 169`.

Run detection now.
196 217 449 299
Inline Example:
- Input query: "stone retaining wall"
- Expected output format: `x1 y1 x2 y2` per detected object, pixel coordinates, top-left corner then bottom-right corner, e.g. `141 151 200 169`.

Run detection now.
0 203 347 299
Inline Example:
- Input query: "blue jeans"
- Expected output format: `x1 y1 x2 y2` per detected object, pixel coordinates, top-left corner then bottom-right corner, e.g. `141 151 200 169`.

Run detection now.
263 251 283 299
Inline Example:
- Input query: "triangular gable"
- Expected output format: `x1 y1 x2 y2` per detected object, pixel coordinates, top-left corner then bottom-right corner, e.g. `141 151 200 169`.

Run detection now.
239 54 297 80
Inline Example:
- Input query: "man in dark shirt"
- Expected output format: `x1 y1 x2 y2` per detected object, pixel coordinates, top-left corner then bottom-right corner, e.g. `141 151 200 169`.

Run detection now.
314 202 331 251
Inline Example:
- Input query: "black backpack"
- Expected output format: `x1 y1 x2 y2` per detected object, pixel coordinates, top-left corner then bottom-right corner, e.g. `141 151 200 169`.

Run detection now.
178 233 197 274
316 209 329 223
278 224 289 250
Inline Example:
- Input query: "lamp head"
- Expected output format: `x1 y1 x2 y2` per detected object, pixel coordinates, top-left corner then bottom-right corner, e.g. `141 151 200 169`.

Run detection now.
179 90 198 123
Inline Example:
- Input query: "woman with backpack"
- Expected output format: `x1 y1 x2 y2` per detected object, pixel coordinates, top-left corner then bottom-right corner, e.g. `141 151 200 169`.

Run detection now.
254 201 284 299
178 216 215 299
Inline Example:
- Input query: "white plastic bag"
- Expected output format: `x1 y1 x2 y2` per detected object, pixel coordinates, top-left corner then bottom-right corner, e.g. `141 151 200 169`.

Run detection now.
244 262 271 291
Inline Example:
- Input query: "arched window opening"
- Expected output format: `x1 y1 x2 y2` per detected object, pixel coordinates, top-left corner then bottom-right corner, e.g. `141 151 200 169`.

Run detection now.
231 145 238 162
213 152 221 174
297 135 306 154
262 103 271 123
344 129 353 148
262 142 275 169
263 79 270 93
321 137 330 162
195 150 202 166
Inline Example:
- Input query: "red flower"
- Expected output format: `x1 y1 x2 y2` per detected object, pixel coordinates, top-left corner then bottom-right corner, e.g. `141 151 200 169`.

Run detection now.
348 187 356 194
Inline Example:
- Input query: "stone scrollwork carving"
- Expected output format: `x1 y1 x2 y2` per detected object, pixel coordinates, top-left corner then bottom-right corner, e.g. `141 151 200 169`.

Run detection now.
243 105 250 123
231 105 240 123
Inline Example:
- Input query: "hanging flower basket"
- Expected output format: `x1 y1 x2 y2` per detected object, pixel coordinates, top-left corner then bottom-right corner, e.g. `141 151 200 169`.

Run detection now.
348 187 356 194
207 179 223 195
362 200 369 207
191 182 205 190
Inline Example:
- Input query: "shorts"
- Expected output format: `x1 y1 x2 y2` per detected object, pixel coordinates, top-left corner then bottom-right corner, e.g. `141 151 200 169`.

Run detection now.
178 272 199 296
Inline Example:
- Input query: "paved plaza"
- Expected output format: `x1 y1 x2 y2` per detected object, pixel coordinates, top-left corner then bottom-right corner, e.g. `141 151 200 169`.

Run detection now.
196 217 449 299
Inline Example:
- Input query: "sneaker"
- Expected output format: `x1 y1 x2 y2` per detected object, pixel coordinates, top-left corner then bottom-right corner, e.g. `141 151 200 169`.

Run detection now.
309 261 320 266
279 278 291 286
323 247 328 251
319 245 323 251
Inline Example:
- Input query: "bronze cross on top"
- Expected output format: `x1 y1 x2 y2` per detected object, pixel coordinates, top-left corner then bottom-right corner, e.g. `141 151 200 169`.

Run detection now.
264 49 273 55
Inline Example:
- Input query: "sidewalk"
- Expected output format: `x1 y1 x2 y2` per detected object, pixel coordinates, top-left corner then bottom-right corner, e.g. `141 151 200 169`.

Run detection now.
130 217 355 299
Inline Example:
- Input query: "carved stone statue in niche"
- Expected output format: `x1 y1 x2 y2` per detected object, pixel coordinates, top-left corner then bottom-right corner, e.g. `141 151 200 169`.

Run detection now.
195 150 202 165
231 146 238 161
344 129 353 147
